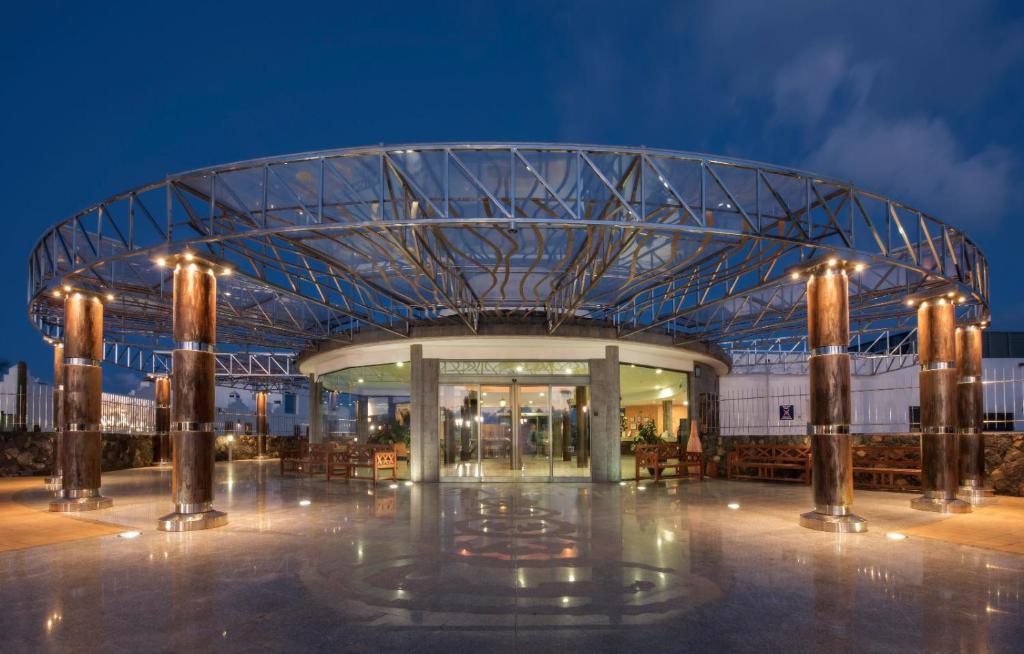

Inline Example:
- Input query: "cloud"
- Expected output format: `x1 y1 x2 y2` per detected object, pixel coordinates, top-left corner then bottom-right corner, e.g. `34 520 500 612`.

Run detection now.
770 44 877 127
805 113 1015 228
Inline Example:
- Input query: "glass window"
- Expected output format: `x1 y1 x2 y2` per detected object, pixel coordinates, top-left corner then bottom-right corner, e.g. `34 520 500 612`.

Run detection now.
619 364 689 480
320 363 411 479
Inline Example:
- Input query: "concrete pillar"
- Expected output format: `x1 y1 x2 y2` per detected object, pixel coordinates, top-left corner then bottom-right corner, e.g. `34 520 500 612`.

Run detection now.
956 323 996 505
661 399 673 439
153 376 171 465
588 345 620 482
307 374 323 443
912 298 971 513
50 291 112 511
44 342 64 490
255 391 269 458
158 256 227 531
799 263 866 532
356 396 370 441
410 344 439 482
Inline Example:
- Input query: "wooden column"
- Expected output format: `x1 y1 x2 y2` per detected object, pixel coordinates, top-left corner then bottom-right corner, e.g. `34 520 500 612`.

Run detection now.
153 376 171 465
575 385 590 468
911 298 971 513
49 292 112 511
15 361 27 430
44 342 64 490
956 323 997 505
799 264 866 532
158 257 227 531
255 391 269 459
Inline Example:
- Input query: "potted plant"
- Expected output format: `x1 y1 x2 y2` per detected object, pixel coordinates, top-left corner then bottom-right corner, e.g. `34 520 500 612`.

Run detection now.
631 418 663 477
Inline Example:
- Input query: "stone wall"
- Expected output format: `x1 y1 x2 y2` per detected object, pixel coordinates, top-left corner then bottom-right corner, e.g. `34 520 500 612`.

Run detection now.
214 435 291 461
705 432 1024 496
1 431 155 477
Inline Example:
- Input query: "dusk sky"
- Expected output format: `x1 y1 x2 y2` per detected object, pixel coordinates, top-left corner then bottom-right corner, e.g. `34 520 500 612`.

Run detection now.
2 1 1022 388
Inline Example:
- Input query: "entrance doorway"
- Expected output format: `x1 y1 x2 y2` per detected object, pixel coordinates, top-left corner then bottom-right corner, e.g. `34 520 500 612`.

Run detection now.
439 380 590 481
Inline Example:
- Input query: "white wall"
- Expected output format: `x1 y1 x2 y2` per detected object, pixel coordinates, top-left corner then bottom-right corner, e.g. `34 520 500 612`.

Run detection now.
719 358 1024 435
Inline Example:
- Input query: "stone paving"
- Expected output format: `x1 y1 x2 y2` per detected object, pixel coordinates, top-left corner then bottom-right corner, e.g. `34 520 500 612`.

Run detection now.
0 461 1022 653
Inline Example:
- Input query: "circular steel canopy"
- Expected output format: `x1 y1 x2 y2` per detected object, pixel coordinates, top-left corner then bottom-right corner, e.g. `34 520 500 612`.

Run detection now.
27 143 990 373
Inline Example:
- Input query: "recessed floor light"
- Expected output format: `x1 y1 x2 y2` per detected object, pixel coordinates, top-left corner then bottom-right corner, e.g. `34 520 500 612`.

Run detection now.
118 531 141 539
886 532 907 541
404 481 413 487
389 483 399 489
299 499 311 507
727 503 741 510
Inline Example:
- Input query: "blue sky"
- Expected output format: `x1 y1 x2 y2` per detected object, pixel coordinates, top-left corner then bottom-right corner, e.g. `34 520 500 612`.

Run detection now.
2 1 1022 388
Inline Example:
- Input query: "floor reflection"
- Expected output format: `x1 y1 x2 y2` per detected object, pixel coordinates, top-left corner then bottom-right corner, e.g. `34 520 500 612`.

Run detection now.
0 461 1022 652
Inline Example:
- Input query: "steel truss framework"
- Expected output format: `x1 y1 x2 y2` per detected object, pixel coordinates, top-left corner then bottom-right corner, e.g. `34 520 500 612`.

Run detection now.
27 143 990 378
728 328 920 376
105 344 304 389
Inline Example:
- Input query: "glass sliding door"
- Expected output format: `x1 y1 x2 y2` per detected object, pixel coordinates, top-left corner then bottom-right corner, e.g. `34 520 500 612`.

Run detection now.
518 385 551 478
439 384 480 478
479 385 513 478
551 385 590 478
437 366 590 481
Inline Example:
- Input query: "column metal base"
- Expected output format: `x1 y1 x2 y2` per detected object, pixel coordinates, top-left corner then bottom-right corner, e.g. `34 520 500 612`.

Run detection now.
49 495 113 512
910 496 972 513
799 511 868 533
157 509 227 532
957 485 998 506
43 476 62 491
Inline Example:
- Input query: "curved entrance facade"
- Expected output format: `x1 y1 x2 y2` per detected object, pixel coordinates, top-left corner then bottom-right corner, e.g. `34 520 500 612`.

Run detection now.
301 326 727 482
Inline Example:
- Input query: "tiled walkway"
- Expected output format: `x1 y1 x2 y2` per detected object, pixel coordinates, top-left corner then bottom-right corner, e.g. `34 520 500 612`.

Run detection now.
0 463 1022 652
0 478 125 552
898 496 1024 554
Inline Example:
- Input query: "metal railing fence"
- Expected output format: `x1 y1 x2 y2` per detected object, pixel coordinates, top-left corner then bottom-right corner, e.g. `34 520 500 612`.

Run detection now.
720 367 1024 435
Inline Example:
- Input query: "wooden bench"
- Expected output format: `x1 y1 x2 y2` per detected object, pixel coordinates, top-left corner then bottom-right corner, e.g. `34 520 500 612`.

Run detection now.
279 442 333 478
727 444 811 483
635 443 704 482
851 445 921 491
328 444 397 483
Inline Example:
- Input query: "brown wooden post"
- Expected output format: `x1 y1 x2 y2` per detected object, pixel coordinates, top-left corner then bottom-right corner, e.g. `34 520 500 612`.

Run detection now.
15 361 27 430
255 390 269 459
158 256 227 531
49 291 112 511
44 341 64 490
955 323 997 505
911 298 971 513
575 385 590 467
799 262 866 532
153 375 171 465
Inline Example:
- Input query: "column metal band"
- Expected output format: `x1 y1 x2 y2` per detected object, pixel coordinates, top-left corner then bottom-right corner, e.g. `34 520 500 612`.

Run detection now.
920 361 955 371
66 488 99 499
959 427 980 435
809 345 847 356
65 357 102 367
808 424 851 435
814 504 850 516
958 375 981 384
922 425 957 434
172 421 216 432
174 341 215 352
66 423 100 432
175 501 213 514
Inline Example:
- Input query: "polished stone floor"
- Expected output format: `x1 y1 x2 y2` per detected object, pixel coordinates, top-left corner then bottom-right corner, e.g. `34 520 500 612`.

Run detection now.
1 463 1022 653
